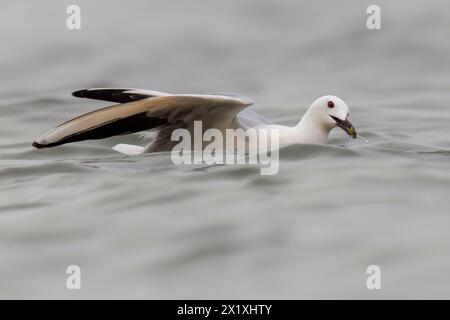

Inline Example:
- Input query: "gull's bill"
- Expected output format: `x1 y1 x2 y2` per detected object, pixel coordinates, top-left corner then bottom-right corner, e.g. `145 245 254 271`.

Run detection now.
330 115 357 139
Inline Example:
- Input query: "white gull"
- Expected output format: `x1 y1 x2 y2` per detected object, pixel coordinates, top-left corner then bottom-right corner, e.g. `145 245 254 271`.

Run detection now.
32 88 357 154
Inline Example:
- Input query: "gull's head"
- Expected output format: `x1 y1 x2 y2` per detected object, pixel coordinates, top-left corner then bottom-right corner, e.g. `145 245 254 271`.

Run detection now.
307 95 357 139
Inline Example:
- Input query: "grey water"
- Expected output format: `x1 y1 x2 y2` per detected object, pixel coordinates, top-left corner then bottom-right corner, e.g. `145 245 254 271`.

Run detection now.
1 0 450 299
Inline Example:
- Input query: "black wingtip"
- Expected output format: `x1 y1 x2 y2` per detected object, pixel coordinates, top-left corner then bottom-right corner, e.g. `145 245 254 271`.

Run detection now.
72 89 88 98
32 141 46 149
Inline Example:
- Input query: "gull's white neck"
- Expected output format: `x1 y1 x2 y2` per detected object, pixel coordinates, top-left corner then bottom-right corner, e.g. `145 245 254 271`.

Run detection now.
263 113 331 146
293 110 331 144
255 107 334 146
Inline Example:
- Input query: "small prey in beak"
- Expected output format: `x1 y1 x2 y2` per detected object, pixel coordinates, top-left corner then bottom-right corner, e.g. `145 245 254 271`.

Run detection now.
330 115 357 139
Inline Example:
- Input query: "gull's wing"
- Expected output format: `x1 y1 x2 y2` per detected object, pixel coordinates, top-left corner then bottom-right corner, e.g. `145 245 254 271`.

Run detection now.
72 88 170 103
33 93 254 149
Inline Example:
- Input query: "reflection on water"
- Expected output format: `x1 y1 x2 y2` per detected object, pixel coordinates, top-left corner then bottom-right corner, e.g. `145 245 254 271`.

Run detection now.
1 0 450 298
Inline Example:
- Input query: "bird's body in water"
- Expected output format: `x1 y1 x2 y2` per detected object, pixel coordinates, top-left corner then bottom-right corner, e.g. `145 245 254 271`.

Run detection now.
32 88 357 154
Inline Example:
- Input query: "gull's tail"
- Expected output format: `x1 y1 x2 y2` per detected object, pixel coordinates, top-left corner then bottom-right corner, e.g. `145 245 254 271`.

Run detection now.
112 144 145 155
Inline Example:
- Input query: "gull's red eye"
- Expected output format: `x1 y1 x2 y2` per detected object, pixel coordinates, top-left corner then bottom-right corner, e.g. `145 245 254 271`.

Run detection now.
327 101 334 108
